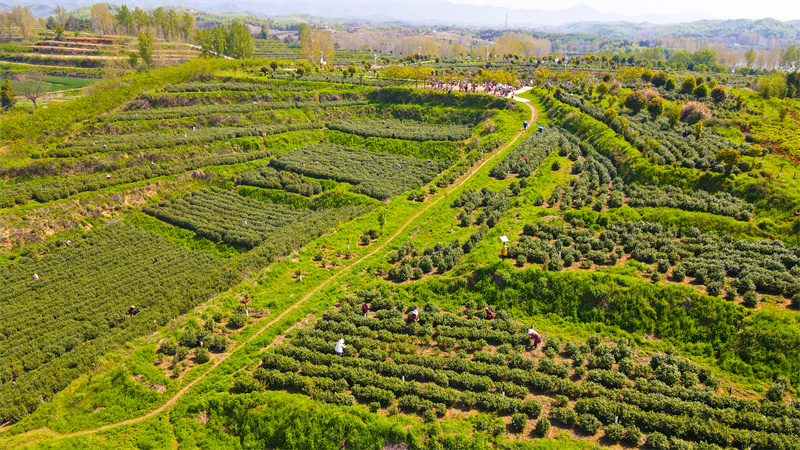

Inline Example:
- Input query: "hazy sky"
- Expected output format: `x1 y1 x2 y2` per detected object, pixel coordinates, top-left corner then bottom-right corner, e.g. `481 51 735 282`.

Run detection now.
448 0 800 21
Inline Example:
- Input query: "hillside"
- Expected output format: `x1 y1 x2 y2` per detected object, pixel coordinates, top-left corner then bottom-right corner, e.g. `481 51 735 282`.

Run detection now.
0 52 798 450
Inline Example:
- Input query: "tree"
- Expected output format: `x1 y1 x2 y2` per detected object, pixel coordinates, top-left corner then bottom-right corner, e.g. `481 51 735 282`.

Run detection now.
748 145 763 166
665 104 680 128
651 71 668 87
15 72 47 110
114 5 135 35
681 77 696 95
647 98 664 119
138 31 154 67
693 83 709 98
744 49 756 67
91 3 114 35
195 22 253 59
54 5 68 28
623 91 647 115
1 79 14 111
299 25 335 67
664 78 676 91
179 12 195 42
596 83 609 97
710 86 727 104
715 148 741 176
11 6 36 40
225 22 253 59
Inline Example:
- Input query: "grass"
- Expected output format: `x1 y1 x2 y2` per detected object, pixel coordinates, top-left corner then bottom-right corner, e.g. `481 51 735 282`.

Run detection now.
6 76 97 94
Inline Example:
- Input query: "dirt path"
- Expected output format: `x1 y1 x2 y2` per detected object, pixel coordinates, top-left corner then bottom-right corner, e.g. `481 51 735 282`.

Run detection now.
16 100 537 443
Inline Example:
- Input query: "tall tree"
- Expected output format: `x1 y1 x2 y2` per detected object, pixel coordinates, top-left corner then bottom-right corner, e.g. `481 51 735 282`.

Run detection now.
179 12 194 42
132 7 150 34
299 25 334 66
15 72 47 110
11 6 36 40
54 5 68 28
138 30 154 67
1 78 14 111
225 22 253 59
91 3 114 35
114 5 135 35
195 22 252 59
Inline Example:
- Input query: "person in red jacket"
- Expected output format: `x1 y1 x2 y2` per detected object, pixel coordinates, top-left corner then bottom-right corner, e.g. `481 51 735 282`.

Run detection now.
362 302 369 316
485 307 495 320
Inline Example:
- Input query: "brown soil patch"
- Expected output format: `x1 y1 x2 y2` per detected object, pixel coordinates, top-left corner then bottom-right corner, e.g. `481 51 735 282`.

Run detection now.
197 410 209 425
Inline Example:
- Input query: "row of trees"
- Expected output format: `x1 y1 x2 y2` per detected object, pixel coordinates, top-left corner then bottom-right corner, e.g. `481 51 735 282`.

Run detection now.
195 22 254 59
89 4 195 42
0 6 37 40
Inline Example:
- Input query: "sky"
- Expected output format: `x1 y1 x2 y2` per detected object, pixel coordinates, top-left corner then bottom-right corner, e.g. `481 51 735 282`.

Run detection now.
447 0 800 21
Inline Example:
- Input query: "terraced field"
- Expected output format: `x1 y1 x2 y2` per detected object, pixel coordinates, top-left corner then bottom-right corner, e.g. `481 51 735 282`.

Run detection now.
0 56 798 450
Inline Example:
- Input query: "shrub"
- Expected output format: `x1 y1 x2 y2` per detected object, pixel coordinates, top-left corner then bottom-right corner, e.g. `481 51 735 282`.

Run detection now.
623 426 642 446
551 161 561 171
159 340 178 356
369 402 381 413
550 407 577 427
510 413 527 433
645 431 670 450
604 423 625 443
577 413 602 435
743 290 758 308
534 417 551 437
195 347 210 364
680 101 711 124
230 376 261 394
554 395 569 407
521 399 542 418
228 313 247 328
175 346 190 361
422 408 436 422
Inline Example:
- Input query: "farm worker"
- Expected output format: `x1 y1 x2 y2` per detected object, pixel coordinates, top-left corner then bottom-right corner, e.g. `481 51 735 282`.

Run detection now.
409 309 419 323
362 302 369 316
128 305 136 315
391 133 396 139
485 307 495 320
537 126 543 133
33 273 39 280
102 144 107 149
335 339 346 356
397 164 401 169
528 328 542 349
523 156 528 163
523 121 528 130
66 240 71 245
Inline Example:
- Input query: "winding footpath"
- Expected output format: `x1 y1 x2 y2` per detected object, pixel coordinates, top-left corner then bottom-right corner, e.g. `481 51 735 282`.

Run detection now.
10 96 537 446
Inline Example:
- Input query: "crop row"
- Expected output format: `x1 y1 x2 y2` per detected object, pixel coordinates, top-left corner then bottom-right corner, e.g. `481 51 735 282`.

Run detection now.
551 134 753 220
0 223 234 423
236 165 326 196
0 151 272 208
144 188 309 248
270 144 448 199
512 219 799 300
52 123 318 157
327 118 472 142
557 93 753 172
490 124 561 179
252 305 799 448
106 99 369 121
